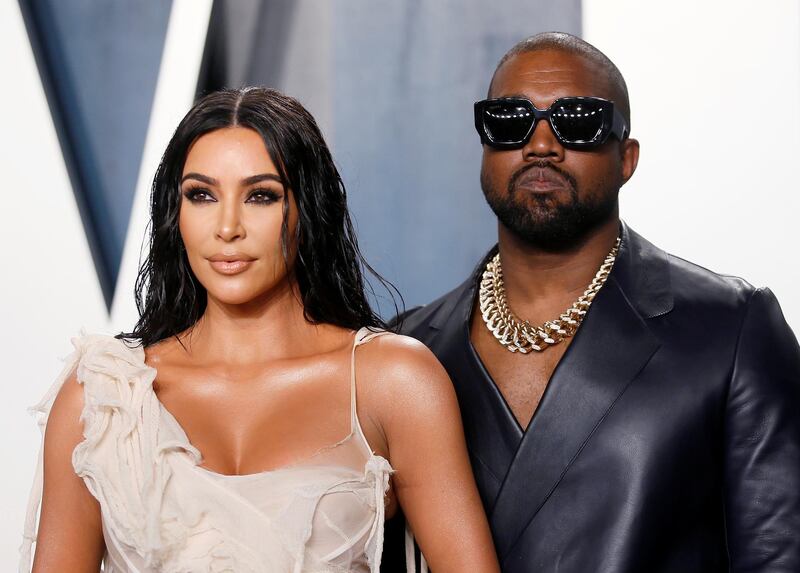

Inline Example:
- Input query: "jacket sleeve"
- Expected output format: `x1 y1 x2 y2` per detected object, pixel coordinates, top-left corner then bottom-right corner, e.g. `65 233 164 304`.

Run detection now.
725 287 800 572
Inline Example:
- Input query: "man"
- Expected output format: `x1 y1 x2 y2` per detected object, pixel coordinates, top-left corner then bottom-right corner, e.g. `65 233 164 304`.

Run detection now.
383 32 800 572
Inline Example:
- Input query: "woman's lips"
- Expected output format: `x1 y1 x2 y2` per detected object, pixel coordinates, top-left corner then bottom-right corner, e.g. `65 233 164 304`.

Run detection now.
207 256 256 275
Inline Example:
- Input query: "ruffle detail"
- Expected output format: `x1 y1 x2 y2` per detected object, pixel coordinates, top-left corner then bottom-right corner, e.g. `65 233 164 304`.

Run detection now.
21 332 395 573
68 334 209 570
363 456 393 573
20 334 266 573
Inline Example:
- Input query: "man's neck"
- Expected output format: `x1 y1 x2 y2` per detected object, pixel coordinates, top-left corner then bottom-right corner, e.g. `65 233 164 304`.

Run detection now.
495 218 621 324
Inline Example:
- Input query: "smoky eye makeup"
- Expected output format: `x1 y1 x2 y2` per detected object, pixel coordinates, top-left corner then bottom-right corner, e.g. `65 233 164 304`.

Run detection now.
245 187 282 204
181 185 283 205
182 186 216 203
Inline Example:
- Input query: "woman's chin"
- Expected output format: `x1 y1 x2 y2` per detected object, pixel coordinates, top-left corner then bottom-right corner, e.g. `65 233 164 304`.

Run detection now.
205 286 269 307
197 268 294 309
204 280 293 309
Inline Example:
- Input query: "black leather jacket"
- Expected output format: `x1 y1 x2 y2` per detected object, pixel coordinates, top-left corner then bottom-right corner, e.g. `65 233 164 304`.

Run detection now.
382 222 800 573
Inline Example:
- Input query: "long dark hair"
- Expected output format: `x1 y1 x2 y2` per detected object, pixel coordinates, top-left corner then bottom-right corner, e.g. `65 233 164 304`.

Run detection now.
120 87 400 346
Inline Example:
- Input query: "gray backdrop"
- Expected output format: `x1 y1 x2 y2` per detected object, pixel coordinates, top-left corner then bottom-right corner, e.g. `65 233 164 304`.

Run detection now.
26 0 582 314
331 2 581 312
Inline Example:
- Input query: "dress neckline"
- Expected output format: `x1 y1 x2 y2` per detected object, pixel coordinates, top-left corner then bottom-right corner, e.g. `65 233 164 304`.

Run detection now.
159 401 390 480
141 327 389 479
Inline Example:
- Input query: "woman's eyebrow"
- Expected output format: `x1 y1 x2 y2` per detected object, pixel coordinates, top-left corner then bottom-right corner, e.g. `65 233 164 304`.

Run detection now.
181 172 217 185
180 173 284 186
242 173 284 185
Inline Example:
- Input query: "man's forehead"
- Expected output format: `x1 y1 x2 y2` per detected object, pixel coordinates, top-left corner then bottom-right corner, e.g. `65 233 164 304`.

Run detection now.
489 50 612 100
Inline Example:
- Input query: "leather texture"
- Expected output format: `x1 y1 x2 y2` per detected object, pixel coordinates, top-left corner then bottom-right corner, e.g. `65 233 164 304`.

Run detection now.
382 222 800 573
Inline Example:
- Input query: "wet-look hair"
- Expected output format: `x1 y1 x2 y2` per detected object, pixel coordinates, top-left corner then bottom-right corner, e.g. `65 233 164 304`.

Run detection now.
120 87 399 346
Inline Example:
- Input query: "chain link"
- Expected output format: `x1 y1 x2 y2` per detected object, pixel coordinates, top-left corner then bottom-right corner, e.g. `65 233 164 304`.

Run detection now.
479 238 620 353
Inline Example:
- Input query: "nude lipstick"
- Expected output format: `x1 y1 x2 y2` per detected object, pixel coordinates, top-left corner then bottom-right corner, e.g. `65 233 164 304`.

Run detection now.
207 253 256 275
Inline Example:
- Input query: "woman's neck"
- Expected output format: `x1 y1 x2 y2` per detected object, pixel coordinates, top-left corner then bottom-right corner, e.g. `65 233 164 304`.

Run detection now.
179 279 331 365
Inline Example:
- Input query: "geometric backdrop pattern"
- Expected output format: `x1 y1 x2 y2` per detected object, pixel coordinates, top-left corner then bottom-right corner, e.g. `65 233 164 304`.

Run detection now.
18 0 172 308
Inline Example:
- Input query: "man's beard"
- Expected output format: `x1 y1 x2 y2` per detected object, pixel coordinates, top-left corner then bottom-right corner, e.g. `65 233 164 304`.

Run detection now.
481 161 619 252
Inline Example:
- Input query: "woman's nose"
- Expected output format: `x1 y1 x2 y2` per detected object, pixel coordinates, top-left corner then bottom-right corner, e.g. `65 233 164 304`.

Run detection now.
215 202 246 242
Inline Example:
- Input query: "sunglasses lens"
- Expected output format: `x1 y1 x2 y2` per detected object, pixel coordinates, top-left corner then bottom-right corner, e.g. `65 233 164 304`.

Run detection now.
550 100 606 144
482 101 534 144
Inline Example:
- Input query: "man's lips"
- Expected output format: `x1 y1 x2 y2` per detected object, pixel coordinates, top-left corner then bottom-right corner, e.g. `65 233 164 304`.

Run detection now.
515 166 571 193
207 254 256 275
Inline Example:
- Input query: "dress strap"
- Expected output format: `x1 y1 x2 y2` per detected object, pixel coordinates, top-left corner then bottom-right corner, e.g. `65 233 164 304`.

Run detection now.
349 327 389 432
350 328 428 573
404 523 428 573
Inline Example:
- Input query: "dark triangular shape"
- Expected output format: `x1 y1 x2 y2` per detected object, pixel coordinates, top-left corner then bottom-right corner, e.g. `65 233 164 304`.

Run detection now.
18 0 172 310
196 0 295 98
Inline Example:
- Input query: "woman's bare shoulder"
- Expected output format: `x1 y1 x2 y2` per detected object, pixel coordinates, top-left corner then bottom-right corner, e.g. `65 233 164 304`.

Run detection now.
360 331 445 372
355 332 455 411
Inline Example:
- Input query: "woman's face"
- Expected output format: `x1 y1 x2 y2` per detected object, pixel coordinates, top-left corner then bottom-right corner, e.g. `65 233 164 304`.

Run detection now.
179 126 298 306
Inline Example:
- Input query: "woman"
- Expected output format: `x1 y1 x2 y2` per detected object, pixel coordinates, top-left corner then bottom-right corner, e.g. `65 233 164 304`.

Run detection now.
20 87 499 572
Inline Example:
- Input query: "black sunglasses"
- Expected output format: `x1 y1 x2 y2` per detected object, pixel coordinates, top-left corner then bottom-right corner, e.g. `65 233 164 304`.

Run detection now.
474 96 629 149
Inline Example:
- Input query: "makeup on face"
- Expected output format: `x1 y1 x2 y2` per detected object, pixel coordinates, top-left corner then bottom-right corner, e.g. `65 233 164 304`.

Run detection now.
178 127 299 306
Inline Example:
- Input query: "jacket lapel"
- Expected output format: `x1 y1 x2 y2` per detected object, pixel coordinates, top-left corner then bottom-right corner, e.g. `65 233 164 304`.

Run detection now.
489 223 669 559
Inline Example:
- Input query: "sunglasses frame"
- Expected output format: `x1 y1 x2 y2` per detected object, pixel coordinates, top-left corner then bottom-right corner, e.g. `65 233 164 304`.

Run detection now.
474 96 629 149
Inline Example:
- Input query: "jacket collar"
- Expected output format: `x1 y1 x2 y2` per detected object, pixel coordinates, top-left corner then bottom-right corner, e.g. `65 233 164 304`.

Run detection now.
612 221 674 319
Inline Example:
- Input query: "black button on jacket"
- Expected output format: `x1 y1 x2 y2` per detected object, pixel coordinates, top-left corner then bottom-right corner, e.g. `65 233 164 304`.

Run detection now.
381 222 800 573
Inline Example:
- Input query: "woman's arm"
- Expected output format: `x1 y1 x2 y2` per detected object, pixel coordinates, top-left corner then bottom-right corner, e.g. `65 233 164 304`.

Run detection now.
360 335 500 573
30 371 105 572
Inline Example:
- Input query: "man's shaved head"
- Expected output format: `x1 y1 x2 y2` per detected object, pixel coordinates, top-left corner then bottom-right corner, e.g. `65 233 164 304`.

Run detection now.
490 32 631 129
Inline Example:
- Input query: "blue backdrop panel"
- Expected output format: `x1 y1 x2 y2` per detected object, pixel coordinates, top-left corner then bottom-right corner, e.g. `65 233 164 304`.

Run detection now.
19 0 172 308
331 1 582 312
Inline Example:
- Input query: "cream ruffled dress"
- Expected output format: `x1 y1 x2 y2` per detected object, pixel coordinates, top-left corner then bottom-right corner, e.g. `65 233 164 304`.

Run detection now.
19 328 424 573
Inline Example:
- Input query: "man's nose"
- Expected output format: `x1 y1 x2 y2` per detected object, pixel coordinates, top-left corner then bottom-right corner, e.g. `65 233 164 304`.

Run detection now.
215 201 246 242
522 118 565 161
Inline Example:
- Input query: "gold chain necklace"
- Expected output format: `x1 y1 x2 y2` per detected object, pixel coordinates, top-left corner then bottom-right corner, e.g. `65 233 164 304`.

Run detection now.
479 238 620 353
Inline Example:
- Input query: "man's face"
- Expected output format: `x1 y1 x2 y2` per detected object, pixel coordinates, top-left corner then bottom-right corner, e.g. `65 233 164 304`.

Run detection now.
480 49 638 250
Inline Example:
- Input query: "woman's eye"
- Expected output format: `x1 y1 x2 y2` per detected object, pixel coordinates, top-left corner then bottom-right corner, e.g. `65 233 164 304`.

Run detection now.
183 188 215 203
246 189 281 204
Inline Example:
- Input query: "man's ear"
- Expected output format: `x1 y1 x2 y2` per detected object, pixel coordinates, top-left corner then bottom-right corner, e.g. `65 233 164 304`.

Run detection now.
620 137 639 185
